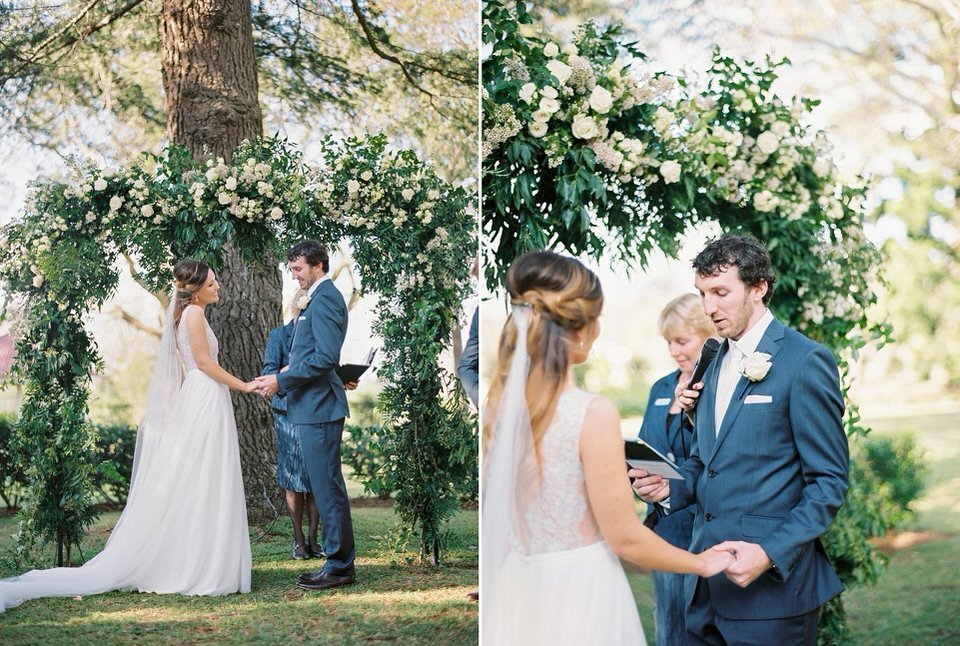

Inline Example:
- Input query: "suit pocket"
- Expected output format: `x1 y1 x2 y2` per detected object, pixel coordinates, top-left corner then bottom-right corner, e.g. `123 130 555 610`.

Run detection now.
740 514 783 538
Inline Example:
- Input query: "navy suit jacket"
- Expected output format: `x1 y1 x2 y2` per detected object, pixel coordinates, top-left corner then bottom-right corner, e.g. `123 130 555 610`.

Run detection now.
670 318 848 619
457 307 480 407
638 370 695 549
276 279 350 424
261 321 293 413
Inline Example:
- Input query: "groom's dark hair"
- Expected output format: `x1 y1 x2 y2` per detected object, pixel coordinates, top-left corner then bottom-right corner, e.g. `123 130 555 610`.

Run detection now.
693 234 776 305
287 240 330 273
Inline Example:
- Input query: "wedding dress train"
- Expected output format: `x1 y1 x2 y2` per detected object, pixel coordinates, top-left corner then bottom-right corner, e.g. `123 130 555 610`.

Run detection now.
0 304 251 612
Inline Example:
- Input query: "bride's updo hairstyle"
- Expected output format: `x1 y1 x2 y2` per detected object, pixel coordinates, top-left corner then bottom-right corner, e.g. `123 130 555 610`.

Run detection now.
484 250 603 466
172 259 211 325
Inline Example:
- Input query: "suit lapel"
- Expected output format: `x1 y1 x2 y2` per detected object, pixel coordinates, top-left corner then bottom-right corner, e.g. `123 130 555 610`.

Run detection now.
710 320 786 460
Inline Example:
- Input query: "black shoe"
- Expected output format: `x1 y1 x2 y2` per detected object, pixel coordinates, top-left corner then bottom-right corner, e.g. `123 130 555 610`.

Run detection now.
297 572 355 591
310 543 326 558
298 569 323 582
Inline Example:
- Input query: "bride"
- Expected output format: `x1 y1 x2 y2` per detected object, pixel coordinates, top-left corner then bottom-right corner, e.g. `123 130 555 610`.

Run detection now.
0 259 258 612
482 251 734 645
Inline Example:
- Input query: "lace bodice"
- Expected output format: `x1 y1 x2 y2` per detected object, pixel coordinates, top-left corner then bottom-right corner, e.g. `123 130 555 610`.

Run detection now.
523 388 602 555
176 305 219 371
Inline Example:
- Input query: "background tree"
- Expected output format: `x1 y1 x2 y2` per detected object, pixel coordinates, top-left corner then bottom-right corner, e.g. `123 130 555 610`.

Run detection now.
0 0 477 520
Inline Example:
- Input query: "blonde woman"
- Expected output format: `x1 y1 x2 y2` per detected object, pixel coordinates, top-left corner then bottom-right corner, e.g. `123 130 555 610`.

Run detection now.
638 294 717 645
481 250 734 645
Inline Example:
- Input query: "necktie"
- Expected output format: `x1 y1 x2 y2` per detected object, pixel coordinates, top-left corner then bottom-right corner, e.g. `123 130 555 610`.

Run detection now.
714 343 745 433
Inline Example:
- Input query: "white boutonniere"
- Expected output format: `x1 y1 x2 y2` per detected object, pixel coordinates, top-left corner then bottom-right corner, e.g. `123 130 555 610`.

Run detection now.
297 295 310 310
742 351 772 382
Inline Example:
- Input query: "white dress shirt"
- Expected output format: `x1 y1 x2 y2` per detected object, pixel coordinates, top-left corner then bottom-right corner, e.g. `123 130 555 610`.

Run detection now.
714 308 774 432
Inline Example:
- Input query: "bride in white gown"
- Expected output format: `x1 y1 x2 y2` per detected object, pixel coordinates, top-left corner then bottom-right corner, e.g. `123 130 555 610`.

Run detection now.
482 251 734 645
0 259 257 612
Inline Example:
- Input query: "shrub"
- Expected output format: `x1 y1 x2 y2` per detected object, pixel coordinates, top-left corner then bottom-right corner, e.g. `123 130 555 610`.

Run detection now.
862 433 928 515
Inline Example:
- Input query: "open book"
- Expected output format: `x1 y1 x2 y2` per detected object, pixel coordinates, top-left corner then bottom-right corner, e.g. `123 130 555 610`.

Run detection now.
624 438 684 480
336 347 377 383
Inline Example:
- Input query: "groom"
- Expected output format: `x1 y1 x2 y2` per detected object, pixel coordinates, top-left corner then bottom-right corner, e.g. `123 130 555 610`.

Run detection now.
256 240 356 590
633 234 848 645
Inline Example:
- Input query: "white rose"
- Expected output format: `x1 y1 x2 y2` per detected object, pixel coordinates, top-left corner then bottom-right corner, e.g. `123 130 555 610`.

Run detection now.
529 121 548 138
753 190 777 212
428 189 440 200
571 114 598 140
270 207 283 220
517 23 537 38
93 178 108 191
589 85 613 114
109 196 124 211
738 99 753 112
541 86 558 99
771 120 790 137
402 188 415 201
659 160 682 184
347 179 361 194
218 192 233 205
205 168 218 181
539 97 561 113
225 176 237 190
546 60 572 85
756 131 780 155
361 170 373 181
653 106 675 133
141 204 154 218
741 352 772 381
532 109 552 123
693 95 716 111
543 42 559 58
297 296 310 310
32 274 43 288
812 158 831 178
561 43 578 56
519 82 537 104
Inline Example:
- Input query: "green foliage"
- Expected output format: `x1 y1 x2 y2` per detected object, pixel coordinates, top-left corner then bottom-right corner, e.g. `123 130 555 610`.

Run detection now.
0 413 28 509
90 423 138 505
0 134 475 565
861 433 928 514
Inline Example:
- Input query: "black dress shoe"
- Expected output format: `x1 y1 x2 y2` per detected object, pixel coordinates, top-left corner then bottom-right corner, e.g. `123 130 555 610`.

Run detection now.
297 572 355 591
298 569 323 582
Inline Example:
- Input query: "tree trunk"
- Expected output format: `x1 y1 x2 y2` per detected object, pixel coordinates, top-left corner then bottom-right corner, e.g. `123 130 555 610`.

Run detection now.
161 0 283 521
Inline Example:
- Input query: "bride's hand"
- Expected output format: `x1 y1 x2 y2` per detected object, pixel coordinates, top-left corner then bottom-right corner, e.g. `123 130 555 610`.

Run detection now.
243 380 260 395
696 546 737 578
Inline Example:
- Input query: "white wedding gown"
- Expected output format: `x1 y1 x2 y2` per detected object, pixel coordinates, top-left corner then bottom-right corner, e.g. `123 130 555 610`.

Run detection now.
484 388 646 645
0 305 251 612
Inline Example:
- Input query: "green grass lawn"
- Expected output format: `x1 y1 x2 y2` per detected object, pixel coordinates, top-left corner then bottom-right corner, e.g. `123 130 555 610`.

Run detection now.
0 505 478 645
626 408 960 644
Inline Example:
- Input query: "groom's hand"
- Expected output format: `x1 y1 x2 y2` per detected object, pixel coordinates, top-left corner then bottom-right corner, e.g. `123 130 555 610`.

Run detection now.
712 540 772 588
629 469 669 503
256 374 280 398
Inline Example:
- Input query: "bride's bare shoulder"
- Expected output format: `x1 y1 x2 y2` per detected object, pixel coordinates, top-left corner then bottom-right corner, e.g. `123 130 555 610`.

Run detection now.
581 393 621 437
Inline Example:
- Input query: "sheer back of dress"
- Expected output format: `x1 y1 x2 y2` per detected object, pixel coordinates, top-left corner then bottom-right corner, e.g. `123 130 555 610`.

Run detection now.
177 305 219 370
521 388 602 555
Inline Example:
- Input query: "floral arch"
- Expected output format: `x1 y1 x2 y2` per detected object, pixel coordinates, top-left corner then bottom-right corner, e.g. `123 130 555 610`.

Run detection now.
0 133 476 563
483 1 892 640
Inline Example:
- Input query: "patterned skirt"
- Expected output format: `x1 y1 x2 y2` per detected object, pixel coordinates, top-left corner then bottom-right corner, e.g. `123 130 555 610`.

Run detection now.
273 410 310 492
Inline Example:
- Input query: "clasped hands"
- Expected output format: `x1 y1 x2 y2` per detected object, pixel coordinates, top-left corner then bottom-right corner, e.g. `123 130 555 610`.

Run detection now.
630 468 772 587
244 370 359 398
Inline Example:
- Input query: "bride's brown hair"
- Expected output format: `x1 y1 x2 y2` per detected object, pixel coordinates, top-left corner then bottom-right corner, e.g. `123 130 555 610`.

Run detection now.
483 250 603 467
172 259 211 325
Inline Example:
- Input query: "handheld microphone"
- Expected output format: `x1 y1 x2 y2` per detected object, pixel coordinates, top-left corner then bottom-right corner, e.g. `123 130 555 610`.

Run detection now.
686 338 721 390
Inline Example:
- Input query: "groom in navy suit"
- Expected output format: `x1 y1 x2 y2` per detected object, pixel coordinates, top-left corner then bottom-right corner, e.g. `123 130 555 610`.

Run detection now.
633 234 848 644
256 240 356 590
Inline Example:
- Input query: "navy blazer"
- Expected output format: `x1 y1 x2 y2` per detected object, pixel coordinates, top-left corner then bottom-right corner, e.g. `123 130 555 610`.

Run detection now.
638 370 695 549
670 318 848 619
457 308 480 407
261 322 294 413
276 279 350 424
